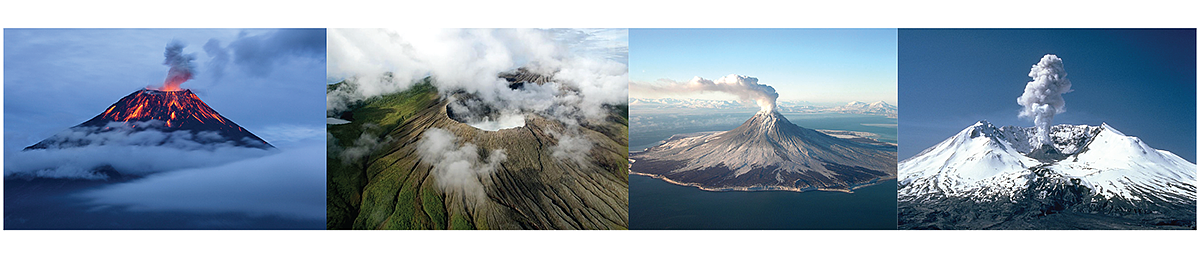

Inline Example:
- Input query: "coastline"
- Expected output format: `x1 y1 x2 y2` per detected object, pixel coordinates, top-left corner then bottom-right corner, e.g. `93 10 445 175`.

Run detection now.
628 167 896 194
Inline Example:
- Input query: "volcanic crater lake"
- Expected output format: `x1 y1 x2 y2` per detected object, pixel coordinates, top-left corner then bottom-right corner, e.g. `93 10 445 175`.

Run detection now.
629 111 898 229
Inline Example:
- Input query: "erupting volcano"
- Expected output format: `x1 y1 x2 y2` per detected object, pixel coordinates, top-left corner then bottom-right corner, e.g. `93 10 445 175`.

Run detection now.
630 109 897 192
25 88 272 150
25 41 271 150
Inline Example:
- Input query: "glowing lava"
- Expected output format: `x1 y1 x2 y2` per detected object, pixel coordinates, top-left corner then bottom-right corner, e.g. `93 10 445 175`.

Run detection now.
152 72 188 91
98 89 230 129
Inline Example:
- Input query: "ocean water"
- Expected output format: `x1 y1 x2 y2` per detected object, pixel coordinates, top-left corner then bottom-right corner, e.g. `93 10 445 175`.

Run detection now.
629 112 898 229
630 175 897 230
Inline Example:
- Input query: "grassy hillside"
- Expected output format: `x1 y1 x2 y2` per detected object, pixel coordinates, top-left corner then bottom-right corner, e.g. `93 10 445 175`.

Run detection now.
327 78 629 230
327 79 439 229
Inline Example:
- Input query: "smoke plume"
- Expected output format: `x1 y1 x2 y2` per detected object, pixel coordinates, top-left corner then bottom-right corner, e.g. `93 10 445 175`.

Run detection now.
161 41 197 91
1016 54 1073 144
629 74 780 112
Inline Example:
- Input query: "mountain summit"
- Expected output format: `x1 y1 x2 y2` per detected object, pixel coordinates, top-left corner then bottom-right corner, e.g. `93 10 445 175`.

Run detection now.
26 89 272 150
630 109 897 192
899 121 1196 229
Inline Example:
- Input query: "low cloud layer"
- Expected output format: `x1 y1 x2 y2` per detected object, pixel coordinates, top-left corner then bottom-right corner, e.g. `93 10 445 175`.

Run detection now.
416 128 507 204
5 119 282 179
549 130 593 165
328 123 395 164
78 138 325 220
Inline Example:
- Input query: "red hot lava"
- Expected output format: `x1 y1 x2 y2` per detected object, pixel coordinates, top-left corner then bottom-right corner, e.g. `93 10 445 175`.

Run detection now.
97 89 235 131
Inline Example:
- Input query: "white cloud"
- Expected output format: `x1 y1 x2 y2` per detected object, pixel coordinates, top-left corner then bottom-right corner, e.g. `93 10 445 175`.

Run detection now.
78 139 325 220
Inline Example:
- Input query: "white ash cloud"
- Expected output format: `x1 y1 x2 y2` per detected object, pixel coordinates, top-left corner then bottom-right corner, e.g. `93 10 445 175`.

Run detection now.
630 74 780 112
1017 54 1073 145
416 128 507 204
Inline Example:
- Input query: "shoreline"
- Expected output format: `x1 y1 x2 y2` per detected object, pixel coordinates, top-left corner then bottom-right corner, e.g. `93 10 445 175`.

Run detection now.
629 168 896 194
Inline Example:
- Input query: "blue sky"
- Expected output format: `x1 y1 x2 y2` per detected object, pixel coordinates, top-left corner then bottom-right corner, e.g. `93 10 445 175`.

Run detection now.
629 29 897 105
898 29 1197 162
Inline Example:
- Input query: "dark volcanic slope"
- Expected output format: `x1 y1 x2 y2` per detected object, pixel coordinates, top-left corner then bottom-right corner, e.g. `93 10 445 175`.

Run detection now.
326 81 629 230
26 89 272 150
630 110 896 191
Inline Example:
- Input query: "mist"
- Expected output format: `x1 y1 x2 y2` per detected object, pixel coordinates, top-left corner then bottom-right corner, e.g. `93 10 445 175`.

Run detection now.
78 137 325 220
5 128 276 179
416 128 507 204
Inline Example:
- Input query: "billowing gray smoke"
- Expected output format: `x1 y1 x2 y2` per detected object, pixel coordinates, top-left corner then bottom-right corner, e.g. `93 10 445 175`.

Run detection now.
1016 54 1073 144
630 74 780 112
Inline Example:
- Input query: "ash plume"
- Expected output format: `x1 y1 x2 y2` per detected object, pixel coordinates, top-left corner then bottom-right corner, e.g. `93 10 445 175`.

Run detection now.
1016 54 1073 144
161 41 197 91
630 74 780 112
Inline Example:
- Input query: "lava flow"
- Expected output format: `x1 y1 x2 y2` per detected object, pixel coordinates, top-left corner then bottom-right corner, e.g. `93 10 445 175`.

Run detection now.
25 88 274 150
95 89 230 129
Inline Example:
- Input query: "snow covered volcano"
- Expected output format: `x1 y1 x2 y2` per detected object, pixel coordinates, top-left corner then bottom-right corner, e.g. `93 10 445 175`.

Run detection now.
630 110 897 192
898 121 1196 229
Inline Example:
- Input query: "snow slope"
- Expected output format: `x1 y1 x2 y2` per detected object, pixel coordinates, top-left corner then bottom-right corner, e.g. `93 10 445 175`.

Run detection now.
899 121 1196 229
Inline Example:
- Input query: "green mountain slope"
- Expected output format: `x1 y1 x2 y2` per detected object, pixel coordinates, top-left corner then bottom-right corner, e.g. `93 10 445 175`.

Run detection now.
327 79 629 229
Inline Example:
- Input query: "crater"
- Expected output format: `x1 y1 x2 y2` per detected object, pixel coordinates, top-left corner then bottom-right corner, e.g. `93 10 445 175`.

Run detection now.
445 93 525 131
